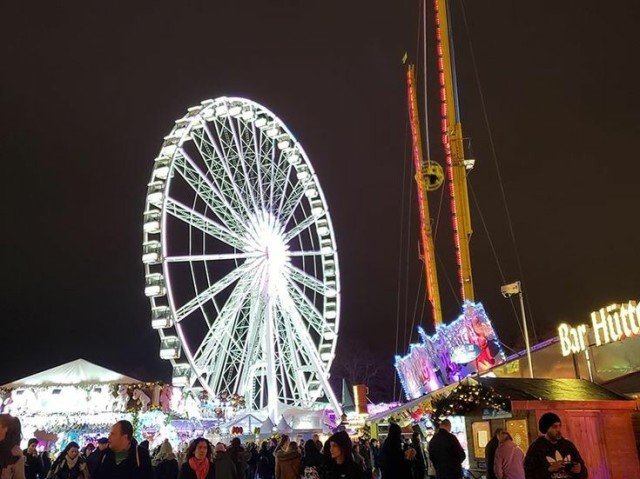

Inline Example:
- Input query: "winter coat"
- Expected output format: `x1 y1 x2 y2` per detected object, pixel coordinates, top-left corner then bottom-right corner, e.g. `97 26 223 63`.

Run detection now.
274 450 300 479
379 442 412 479
523 437 587 479
86 450 106 479
156 458 179 479
484 436 499 479
323 460 366 479
427 429 465 479
49 457 87 479
93 440 153 479
493 441 524 479
1 455 25 479
226 447 246 479
213 452 236 479
177 460 216 479
22 452 42 479
256 449 273 479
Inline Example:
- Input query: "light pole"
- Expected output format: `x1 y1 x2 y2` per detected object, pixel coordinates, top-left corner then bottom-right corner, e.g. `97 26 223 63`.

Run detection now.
501 281 534 378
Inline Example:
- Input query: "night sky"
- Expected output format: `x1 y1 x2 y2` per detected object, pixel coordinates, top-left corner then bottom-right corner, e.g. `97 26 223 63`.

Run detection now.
2 1 639 400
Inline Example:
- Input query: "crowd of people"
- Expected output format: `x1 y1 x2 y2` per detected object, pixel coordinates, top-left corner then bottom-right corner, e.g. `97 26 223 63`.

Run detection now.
0 411 587 479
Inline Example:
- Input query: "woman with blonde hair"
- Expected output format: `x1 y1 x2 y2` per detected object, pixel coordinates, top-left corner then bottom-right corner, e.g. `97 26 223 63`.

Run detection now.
154 439 179 479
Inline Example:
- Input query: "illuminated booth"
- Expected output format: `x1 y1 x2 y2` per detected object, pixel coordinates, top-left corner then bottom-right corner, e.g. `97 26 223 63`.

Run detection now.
368 377 639 479
0 359 187 449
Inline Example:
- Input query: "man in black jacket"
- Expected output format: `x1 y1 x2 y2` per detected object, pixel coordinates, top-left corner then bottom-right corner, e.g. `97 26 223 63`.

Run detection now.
93 420 153 479
23 438 43 479
427 419 466 479
524 412 587 479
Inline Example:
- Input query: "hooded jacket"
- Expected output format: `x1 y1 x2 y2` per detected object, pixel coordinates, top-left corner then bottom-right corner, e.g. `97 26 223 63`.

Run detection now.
523 436 587 479
274 449 301 479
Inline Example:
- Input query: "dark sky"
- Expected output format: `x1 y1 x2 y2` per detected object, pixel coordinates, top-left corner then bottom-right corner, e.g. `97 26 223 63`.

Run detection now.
2 1 639 399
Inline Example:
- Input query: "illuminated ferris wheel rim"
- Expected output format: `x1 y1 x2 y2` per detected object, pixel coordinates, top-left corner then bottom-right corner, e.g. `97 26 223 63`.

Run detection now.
142 97 342 413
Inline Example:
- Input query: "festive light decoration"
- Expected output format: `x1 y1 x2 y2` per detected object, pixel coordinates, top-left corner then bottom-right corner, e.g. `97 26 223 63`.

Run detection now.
430 381 510 423
395 302 505 399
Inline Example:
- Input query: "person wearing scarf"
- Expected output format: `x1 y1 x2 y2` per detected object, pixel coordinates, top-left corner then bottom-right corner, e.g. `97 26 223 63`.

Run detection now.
48 442 88 479
178 438 215 479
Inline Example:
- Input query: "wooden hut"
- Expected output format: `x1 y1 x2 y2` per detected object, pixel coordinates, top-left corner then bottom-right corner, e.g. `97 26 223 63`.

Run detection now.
467 378 639 479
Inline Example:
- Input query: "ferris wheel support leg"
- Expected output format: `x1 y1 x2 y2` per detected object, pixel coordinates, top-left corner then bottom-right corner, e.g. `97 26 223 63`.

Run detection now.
285 303 343 417
265 301 280 421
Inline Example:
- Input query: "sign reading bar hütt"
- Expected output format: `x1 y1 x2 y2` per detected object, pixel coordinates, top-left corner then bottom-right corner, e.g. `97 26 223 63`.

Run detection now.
558 301 640 357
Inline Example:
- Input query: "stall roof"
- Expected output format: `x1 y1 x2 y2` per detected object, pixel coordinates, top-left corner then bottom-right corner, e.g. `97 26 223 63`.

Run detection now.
368 377 630 423
601 371 640 397
1 358 143 387
476 377 630 401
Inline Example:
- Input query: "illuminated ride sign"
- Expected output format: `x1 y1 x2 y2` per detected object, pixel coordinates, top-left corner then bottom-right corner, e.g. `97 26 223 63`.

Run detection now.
558 301 640 357
395 301 506 400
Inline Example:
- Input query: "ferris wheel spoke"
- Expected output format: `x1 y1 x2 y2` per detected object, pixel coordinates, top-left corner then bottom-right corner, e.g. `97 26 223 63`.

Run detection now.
233 294 265 393
174 260 259 322
195 123 254 220
280 183 309 227
279 312 312 403
174 150 247 231
228 116 260 212
165 252 261 263
251 122 266 211
287 250 325 257
165 198 247 251
205 121 255 218
190 127 252 221
285 280 326 336
285 264 326 295
282 215 317 243
278 290 338 404
271 158 293 214
272 312 298 402
193 275 255 390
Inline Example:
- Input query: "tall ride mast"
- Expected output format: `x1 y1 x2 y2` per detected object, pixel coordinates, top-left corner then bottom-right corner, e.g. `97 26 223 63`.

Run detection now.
433 0 475 302
407 65 443 326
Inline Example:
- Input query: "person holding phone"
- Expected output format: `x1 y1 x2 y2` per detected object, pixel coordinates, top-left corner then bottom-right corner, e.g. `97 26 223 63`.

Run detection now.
524 413 587 479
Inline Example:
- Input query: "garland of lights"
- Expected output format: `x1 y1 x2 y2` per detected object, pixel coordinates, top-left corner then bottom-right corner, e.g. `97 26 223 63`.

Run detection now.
431 382 510 423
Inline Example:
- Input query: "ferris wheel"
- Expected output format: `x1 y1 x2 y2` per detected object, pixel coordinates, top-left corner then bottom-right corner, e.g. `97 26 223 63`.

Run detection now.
142 97 342 416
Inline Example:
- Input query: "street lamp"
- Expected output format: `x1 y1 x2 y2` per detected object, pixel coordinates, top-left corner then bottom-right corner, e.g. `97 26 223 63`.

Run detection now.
501 281 534 378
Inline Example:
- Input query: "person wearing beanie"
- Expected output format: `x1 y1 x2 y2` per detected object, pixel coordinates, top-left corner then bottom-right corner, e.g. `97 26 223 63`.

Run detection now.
524 412 587 479
323 431 365 479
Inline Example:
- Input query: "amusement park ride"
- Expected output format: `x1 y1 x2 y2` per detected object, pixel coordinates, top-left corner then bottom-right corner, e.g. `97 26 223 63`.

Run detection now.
140 0 506 419
394 0 506 400
142 98 343 420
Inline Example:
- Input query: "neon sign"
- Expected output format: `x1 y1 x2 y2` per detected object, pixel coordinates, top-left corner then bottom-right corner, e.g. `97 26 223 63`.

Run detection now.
558 301 640 357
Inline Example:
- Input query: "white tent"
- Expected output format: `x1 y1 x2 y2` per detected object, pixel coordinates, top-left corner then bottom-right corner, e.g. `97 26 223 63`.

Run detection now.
1 358 143 388
259 416 275 435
